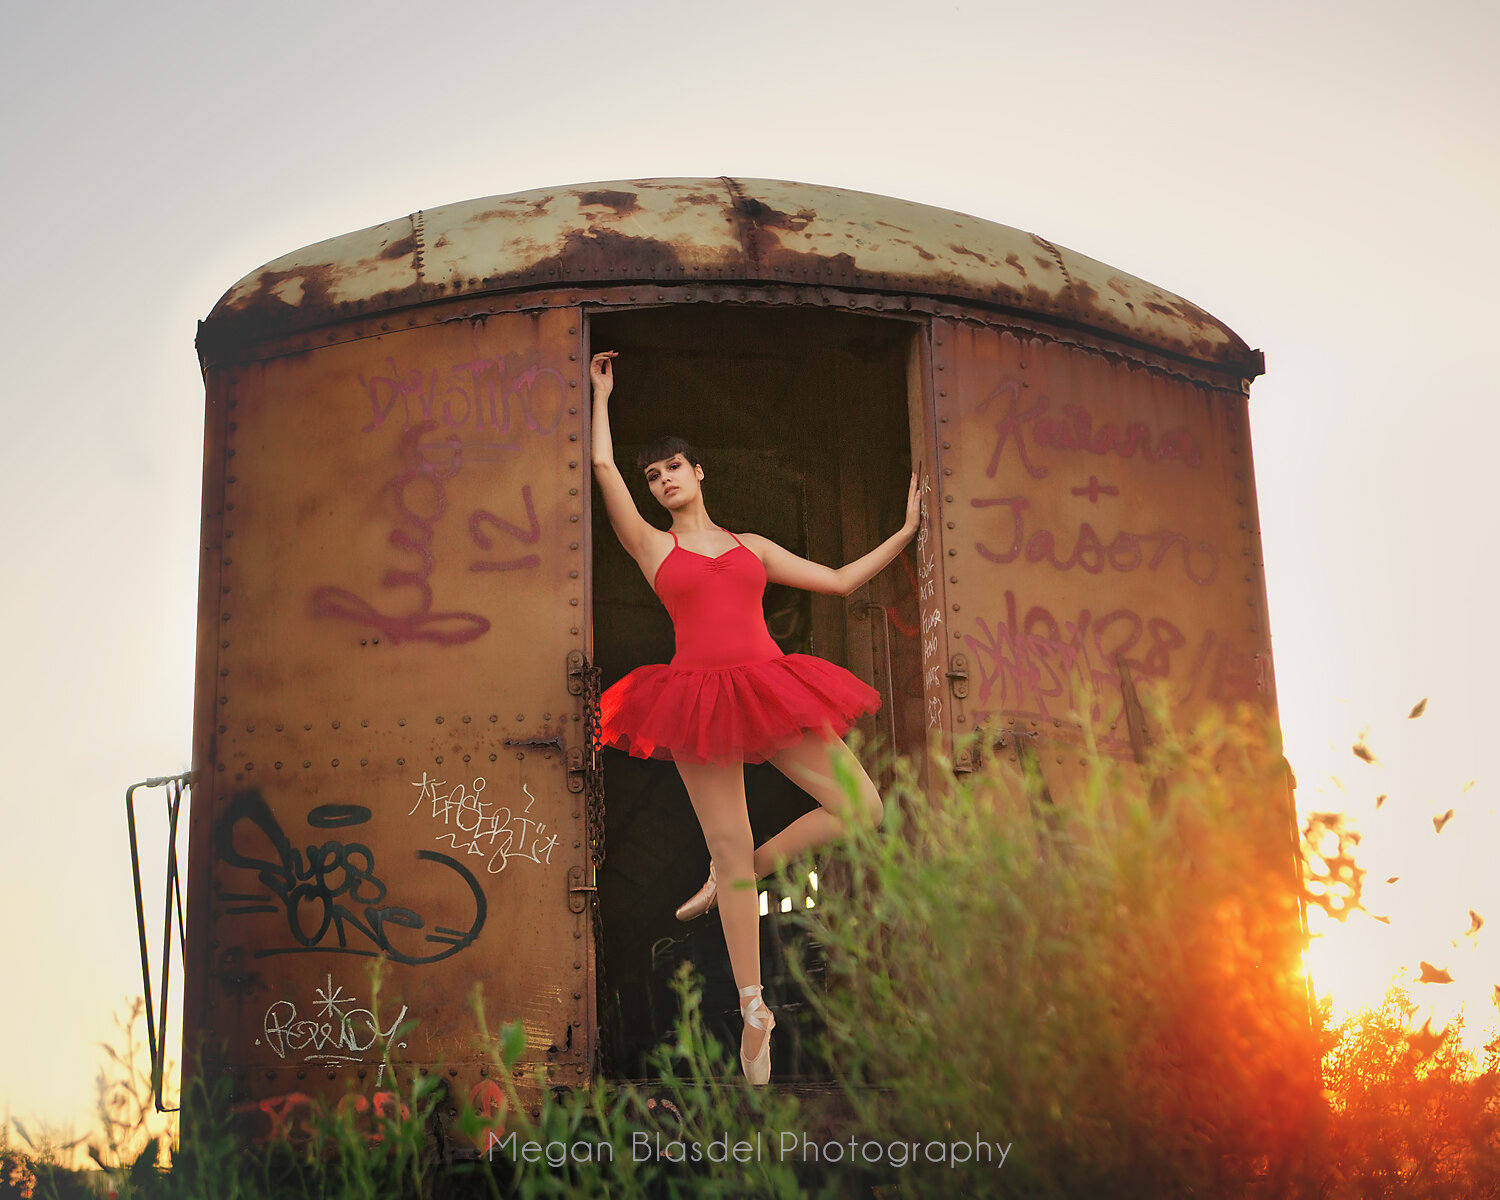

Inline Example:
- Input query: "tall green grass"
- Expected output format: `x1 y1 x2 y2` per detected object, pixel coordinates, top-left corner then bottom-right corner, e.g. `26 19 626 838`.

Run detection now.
16 704 1500 1196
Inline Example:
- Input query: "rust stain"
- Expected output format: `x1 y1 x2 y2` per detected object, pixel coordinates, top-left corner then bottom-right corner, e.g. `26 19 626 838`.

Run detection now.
379 233 416 262
1005 253 1026 276
1107 277 1131 297
739 197 815 233
576 189 640 214
949 244 992 264
891 238 938 262
551 226 687 277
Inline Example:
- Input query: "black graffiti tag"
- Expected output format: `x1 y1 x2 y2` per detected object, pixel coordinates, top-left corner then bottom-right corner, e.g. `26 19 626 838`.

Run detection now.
214 791 486 964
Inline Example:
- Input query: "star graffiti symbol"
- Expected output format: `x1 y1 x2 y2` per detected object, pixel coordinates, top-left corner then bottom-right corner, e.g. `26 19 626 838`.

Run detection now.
315 974 353 1021
1070 475 1119 504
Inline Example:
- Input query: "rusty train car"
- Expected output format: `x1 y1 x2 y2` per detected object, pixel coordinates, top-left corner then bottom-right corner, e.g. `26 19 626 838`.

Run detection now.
185 177 1280 1140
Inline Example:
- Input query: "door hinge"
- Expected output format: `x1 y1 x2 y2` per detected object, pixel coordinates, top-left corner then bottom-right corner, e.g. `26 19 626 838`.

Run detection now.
947 653 969 699
566 649 587 696
565 746 585 793
567 864 596 913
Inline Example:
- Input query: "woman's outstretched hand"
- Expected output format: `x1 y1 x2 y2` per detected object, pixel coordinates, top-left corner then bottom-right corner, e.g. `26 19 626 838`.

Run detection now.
902 471 921 537
590 350 618 398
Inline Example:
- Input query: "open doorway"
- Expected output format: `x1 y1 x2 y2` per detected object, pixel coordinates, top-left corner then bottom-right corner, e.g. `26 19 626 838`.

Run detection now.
587 304 923 1078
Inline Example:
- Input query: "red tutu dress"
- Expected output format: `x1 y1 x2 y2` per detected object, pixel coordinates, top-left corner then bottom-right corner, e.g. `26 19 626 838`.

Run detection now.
599 531 881 766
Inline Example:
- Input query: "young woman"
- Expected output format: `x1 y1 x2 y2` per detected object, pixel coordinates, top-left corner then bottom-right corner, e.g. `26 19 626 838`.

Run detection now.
589 350 919 1085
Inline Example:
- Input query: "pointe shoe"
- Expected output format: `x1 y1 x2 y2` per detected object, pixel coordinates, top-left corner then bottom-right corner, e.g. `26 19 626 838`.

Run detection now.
674 863 718 922
739 985 775 1086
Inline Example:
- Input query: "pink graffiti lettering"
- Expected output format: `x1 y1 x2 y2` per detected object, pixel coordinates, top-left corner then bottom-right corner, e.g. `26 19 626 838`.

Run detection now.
979 378 1202 480
958 590 1186 731
957 590 1261 732
971 495 1218 585
469 485 542 572
360 354 566 439
312 421 494 644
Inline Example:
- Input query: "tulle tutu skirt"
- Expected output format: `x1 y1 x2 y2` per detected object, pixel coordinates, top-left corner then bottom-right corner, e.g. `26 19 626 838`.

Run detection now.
599 654 881 766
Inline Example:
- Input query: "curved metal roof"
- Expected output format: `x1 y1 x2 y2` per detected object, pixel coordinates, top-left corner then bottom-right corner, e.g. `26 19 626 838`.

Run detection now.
201 177 1258 372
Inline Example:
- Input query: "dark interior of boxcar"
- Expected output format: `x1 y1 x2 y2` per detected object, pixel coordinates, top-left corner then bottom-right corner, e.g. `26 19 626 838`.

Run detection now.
586 304 920 1078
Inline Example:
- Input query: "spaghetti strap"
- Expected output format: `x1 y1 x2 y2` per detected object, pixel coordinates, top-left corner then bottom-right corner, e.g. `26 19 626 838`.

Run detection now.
670 531 680 547
728 530 746 549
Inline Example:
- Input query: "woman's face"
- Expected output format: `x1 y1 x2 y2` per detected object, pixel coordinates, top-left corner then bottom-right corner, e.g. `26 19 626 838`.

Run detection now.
643 453 703 510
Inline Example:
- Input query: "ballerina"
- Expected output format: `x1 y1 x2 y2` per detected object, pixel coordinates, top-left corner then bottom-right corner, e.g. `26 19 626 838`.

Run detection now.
588 350 919 1084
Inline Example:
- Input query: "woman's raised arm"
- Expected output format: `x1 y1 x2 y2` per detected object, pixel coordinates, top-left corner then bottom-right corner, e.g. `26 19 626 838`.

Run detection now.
745 473 921 596
589 351 658 559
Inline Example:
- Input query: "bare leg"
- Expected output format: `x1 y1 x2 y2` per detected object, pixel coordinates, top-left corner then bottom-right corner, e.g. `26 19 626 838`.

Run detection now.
675 759 770 1067
752 731 884 877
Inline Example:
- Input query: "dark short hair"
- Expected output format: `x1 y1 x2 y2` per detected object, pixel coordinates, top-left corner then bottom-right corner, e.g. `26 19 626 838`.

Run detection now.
636 436 701 473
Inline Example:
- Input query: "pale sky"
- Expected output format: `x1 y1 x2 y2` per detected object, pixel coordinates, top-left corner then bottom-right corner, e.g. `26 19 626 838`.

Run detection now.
3 0 1497 1129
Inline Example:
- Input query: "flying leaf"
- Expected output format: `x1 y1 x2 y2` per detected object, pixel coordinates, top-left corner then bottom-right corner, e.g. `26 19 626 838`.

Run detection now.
1375 793 1387 809
1419 961 1454 984
1408 697 1428 719
1370 914 1391 924
1406 1017 1448 1061
1470 910 1485 935
1434 809 1454 833
1386 876 1400 884
1353 741 1376 764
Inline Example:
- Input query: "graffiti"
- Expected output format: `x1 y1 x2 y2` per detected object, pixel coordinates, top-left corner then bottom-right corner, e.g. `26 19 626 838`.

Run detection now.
1070 475 1118 503
214 790 487 964
957 589 1260 728
469 484 541 572
244 1092 311 1140
915 474 944 728
359 352 566 440
258 974 409 1064
971 495 1218 585
238 1090 408 1141
311 420 542 644
408 772 559 874
979 379 1203 481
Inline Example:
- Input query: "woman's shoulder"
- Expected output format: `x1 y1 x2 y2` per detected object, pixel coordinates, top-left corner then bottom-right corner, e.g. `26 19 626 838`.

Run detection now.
735 531 787 559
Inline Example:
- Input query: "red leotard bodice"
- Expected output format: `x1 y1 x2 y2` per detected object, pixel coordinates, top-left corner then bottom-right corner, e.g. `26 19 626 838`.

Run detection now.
652 532 782 670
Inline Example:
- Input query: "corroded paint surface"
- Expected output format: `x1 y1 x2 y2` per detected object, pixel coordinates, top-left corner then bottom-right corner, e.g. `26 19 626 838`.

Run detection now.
202 179 1255 371
925 320 1272 767
188 308 594 1114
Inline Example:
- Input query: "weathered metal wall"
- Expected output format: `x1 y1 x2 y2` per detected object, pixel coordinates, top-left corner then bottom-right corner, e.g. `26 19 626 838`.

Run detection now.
186 308 596 1136
187 177 1282 1135
919 318 1273 778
